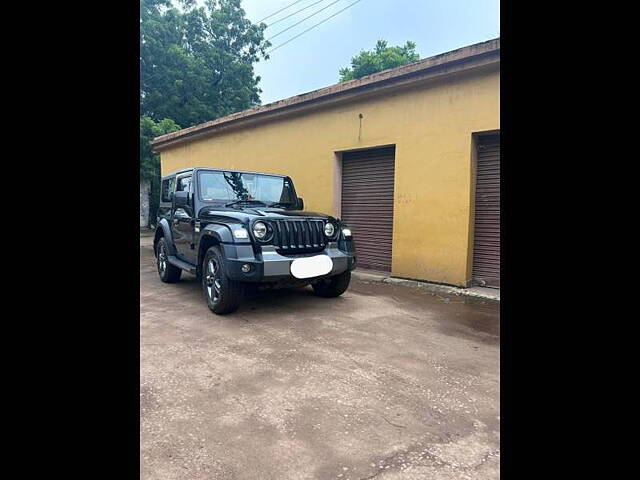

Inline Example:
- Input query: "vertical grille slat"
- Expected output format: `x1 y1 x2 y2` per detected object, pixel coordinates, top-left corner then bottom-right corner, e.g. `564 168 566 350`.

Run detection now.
297 221 304 248
274 220 282 248
309 220 317 247
290 221 296 248
282 221 290 250
291 221 297 248
317 221 325 248
304 220 312 247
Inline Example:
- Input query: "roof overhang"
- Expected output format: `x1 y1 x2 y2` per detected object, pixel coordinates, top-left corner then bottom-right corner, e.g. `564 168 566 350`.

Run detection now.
151 38 500 152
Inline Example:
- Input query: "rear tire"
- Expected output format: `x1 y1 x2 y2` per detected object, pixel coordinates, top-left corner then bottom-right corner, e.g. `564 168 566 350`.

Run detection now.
156 237 182 283
202 246 243 314
312 270 351 298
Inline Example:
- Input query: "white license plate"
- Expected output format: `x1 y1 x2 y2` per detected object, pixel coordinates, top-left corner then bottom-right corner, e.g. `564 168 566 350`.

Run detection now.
290 255 333 279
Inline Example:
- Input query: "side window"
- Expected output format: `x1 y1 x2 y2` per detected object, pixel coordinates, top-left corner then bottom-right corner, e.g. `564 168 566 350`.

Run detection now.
176 175 192 193
161 177 175 202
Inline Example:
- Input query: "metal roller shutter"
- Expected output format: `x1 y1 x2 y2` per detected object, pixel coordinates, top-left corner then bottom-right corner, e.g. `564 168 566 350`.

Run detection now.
341 146 395 272
472 133 500 287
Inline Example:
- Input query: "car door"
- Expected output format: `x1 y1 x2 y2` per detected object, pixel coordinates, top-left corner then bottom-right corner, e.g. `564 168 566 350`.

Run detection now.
158 175 176 225
171 173 196 264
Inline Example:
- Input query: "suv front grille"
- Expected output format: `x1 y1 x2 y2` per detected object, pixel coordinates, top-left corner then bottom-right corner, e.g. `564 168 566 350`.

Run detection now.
270 219 326 254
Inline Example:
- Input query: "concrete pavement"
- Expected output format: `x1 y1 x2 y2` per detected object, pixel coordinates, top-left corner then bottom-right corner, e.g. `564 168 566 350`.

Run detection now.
140 236 500 479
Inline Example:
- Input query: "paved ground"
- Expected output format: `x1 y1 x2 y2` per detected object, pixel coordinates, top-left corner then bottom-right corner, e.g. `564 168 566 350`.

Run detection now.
140 236 500 479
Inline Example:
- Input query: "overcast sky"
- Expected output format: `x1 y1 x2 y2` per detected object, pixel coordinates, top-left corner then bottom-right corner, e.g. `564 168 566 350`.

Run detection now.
241 0 499 104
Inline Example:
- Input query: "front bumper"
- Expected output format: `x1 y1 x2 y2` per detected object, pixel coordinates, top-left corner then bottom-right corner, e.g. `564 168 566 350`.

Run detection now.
222 242 356 282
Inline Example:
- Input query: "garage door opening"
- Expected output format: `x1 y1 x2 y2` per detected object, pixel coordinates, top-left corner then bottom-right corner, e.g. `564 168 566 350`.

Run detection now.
472 132 500 288
340 146 395 272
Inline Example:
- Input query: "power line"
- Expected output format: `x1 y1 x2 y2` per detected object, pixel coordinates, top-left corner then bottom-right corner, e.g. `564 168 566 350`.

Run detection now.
256 0 307 24
267 0 365 55
267 0 329 28
266 0 344 42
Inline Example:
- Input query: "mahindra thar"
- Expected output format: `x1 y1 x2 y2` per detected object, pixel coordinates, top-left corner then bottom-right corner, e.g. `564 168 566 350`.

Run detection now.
153 168 356 314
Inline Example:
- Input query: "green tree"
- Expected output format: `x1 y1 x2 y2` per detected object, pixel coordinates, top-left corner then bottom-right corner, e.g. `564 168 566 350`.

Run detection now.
339 40 420 82
140 116 181 182
140 0 270 128
140 116 181 226
140 0 269 226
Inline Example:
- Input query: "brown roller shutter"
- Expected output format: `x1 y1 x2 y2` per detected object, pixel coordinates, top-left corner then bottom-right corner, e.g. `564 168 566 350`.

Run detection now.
472 133 500 287
341 146 395 272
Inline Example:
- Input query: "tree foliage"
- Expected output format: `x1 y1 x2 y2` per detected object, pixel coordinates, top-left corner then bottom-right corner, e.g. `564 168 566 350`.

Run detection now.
140 0 270 128
339 40 420 82
139 0 269 226
140 117 181 227
140 116 181 182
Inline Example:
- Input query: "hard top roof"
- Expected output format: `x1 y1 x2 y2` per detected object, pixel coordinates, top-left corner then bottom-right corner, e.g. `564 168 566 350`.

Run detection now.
161 167 287 180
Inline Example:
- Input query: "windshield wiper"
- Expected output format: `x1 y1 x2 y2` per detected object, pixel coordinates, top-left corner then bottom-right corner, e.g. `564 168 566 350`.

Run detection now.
224 199 268 208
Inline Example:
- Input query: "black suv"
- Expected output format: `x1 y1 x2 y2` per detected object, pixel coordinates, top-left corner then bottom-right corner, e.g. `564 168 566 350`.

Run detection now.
153 168 356 314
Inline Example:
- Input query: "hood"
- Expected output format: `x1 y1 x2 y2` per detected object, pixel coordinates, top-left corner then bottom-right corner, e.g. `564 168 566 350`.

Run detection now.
253 208 331 219
198 206 334 223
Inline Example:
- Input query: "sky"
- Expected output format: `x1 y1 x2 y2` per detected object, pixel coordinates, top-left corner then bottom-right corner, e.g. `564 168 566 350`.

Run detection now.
239 0 500 104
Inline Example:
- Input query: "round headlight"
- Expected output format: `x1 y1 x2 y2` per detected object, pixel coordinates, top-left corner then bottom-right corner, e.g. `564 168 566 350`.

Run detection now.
253 221 267 239
324 222 335 238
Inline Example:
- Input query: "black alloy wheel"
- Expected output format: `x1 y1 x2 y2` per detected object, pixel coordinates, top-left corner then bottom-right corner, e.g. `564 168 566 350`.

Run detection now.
156 237 181 283
202 246 243 314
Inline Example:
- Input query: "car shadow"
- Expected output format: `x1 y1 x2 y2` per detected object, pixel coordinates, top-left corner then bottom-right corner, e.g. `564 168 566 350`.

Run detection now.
171 273 345 316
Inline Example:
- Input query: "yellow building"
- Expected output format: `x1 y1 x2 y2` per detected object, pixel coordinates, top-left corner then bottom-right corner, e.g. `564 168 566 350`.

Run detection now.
152 38 500 288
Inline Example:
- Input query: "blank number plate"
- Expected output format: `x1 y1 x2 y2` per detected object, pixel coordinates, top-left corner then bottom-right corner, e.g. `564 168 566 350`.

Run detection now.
290 255 333 279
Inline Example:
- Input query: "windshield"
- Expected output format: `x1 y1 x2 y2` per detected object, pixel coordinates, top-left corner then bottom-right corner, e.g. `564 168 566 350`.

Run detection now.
198 171 296 207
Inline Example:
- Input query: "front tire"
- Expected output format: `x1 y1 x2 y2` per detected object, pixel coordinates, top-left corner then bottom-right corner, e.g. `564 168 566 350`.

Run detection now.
156 237 182 283
202 246 243 314
312 270 351 298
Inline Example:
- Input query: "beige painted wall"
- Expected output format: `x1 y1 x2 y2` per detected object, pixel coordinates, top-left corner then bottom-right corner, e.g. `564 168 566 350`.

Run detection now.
160 65 499 286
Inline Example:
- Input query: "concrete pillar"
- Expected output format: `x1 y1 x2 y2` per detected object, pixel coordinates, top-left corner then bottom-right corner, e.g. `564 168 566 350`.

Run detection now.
140 179 151 228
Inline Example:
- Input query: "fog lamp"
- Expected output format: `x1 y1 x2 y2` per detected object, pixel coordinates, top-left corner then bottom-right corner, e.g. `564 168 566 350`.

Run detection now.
241 264 251 273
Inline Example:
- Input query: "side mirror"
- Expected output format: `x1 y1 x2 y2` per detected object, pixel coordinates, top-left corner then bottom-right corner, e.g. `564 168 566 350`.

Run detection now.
173 190 189 207
297 197 304 210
